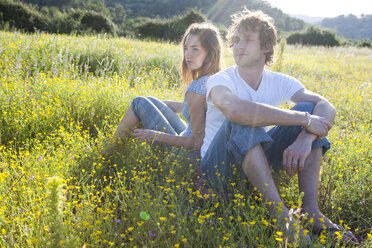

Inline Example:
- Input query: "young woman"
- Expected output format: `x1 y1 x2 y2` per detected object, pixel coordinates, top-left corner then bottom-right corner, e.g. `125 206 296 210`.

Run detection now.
107 23 224 159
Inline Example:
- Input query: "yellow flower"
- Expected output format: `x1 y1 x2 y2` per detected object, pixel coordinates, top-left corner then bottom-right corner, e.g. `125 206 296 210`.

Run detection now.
261 218 269 226
309 218 314 224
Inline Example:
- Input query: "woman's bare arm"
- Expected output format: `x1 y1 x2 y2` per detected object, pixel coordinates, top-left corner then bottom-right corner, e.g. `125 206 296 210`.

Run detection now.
163 100 184 113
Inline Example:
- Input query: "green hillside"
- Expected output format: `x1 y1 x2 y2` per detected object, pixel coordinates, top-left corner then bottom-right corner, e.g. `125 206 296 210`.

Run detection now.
20 0 306 32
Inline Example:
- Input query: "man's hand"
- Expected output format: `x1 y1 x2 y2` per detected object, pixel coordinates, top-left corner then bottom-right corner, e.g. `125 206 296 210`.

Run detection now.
283 138 312 177
132 129 159 144
306 114 332 138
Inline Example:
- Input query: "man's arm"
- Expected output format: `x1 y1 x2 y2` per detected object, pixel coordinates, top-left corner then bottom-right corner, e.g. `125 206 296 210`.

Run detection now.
288 88 336 146
291 88 336 125
283 88 337 176
210 85 331 137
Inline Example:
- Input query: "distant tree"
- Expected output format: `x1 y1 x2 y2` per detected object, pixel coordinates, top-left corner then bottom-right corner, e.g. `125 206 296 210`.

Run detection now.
321 14 372 40
22 0 75 8
109 3 126 24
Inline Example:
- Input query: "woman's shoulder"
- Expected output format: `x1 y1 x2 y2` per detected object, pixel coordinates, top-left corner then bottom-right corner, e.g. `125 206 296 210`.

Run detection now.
186 75 209 95
192 75 210 85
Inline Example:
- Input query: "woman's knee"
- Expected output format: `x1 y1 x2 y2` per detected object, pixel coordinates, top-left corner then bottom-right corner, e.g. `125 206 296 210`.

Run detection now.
131 96 154 117
291 102 315 114
147 96 161 104
131 96 148 107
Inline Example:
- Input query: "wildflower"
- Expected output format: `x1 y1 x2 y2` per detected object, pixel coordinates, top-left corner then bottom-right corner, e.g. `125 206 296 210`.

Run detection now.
148 230 156 237
293 208 301 215
261 218 269 226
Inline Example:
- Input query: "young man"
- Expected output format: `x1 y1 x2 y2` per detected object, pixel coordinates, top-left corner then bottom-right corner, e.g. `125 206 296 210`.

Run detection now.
200 10 358 244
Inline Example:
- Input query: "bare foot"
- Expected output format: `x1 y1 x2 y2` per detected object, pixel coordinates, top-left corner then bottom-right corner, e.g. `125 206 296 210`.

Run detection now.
307 212 359 245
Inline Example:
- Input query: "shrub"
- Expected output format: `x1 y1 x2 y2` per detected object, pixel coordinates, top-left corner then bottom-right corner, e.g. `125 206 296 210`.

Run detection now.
287 26 340 47
47 10 117 35
47 11 82 34
0 0 49 32
357 38 372 48
136 18 166 40
136 8 206 42
80 11 117 35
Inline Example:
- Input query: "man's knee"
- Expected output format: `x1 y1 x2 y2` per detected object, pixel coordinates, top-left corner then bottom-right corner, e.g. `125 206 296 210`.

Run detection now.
291 102 315 114
227 121 272 160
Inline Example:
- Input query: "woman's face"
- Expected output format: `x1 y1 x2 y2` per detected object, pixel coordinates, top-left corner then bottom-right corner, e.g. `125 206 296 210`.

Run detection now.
184 34 208 71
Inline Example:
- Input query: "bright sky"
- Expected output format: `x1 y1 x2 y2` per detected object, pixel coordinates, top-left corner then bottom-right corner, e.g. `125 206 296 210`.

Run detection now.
265 0 372 17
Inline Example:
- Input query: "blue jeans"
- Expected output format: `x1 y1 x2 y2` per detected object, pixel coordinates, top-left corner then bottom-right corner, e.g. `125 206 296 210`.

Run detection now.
200 102 331 192
131 96 199 162
132 96 187 135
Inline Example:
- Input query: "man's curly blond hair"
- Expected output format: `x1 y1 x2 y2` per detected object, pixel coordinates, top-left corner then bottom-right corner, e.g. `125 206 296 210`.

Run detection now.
227 9 277 65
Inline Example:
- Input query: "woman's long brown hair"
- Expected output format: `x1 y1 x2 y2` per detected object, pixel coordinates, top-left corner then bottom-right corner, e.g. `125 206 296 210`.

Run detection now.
180 23 224 87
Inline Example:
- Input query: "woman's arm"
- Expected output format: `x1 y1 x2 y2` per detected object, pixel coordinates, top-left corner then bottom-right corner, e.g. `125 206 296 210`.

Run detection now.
132 92 206 150
163 100 184 114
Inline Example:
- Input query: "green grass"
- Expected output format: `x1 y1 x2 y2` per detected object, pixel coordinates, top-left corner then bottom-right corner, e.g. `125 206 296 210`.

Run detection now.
0 31 371 247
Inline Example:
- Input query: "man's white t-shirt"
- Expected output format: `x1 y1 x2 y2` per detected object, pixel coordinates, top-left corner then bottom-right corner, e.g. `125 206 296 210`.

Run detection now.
201 66 305 158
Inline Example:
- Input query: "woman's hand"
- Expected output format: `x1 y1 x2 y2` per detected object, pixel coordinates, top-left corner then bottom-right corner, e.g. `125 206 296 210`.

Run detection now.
132 129 160 144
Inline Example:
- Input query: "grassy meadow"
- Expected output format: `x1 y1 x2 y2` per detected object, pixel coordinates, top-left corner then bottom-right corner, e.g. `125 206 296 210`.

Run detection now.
0 31 371 247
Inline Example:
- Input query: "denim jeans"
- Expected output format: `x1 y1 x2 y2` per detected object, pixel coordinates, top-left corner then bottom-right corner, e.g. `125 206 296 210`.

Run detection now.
200 102 331 192
132 96 187 135
131 96 199 163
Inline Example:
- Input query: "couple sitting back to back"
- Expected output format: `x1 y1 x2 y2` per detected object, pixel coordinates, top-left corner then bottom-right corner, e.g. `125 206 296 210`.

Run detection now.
106 9 358 246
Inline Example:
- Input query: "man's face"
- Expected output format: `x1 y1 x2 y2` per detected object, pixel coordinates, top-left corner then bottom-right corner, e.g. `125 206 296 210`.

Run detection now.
232 28 267 68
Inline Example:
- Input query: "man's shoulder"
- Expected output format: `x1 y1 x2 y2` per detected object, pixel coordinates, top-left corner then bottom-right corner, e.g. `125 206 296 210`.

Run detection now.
210 65 237 80
206 66 237 92
264 68 298 82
